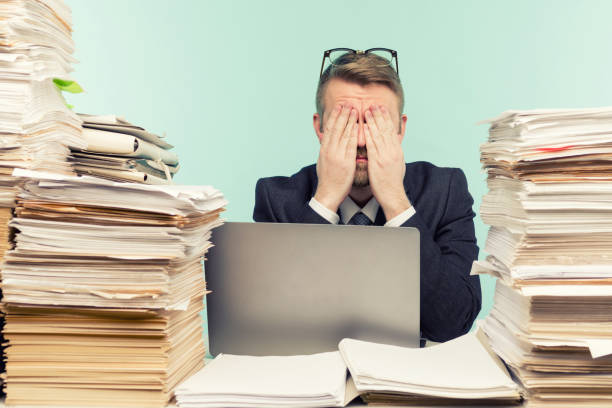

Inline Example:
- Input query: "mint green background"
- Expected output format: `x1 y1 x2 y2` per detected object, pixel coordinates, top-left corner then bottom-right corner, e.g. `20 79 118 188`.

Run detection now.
66 0 612 328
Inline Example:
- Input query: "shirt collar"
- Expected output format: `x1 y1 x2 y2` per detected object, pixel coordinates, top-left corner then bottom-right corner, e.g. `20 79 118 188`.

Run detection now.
339 196 379 224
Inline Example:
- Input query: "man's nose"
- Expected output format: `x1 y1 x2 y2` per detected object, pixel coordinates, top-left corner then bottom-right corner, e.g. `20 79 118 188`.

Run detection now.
357 113 366 147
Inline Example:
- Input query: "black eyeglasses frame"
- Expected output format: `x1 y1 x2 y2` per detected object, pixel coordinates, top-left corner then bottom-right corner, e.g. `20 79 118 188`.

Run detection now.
319 47 399 78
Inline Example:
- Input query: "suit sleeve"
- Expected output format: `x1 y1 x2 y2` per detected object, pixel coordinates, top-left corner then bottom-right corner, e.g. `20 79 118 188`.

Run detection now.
253 179 278 222
253 178 332 224
400 169 481 342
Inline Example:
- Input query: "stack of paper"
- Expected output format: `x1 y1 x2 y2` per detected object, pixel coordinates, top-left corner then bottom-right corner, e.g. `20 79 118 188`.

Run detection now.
473 107 612 407
176 352 351 408
1 170 226 406
3 300 206 406
339 332 521 405
0 0 82 393
175 332 520 408
71 114 179 184
0 0 84 205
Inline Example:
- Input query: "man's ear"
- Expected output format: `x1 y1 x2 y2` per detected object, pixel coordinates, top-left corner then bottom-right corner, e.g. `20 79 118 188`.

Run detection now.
398 114 408 142
313 113 324 143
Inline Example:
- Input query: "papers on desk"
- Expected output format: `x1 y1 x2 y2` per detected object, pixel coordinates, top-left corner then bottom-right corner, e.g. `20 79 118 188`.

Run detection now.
472 107 612 407
0 2 223 405
3 169 226 309
1 170 227 406
176 352 351 408
340 333 520 404
3 299 207 407
175 331 521 408
70 114 179 184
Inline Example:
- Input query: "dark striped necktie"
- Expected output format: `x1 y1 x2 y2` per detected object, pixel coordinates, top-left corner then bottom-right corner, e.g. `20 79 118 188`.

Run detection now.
348 211 373 226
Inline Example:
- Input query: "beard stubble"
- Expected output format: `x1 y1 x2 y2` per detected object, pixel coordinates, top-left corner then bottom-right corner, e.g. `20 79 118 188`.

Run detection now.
353 146 369 187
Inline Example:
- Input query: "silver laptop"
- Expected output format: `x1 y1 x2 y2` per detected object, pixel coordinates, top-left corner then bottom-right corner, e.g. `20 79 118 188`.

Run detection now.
205 222 420 356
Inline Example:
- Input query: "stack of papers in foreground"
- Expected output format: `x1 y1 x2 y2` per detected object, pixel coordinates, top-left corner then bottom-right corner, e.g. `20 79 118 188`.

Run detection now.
72 114 179 184
340 333 520 405
177 352 350 408
0 0 84 206
4 301 205 406
175 331 520 407
1 170 226 406
473 107 612 407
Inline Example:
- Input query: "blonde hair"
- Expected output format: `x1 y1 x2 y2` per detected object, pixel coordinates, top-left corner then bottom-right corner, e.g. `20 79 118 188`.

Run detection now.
316 52 404 122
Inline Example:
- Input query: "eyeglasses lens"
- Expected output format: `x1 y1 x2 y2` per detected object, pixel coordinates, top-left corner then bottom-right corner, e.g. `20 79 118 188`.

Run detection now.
327 49 394 68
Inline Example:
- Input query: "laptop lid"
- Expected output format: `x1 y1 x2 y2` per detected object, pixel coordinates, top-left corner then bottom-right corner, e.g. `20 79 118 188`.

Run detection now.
205 222 420 356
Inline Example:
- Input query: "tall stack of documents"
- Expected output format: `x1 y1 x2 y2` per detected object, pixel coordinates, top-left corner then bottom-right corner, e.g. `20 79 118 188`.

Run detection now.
473 107 612 408
72 114 179 184
0 0 82 390
0 0 84 204
1 170 226 406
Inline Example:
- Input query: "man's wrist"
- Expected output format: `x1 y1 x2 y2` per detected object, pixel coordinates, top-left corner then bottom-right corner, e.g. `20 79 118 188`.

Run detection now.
313 188 342 213
309 197 340 224
385 206 416 227
380 190 412 221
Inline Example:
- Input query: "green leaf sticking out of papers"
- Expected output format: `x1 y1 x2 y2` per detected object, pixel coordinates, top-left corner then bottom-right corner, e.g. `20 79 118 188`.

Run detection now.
53 78 84 94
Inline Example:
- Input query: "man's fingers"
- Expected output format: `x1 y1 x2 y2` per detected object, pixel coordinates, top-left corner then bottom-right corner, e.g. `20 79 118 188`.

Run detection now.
364 123 379 156
364 109 378 134
323 104 342 133
345 121 358 159
371 105 385 131
322 104 342 146
337 108 356 153
379 105 397 144
332 106 355 153
371 105 388 137
365 109 385 149
331 105 352 144
342 109 357 140
338 109 359 152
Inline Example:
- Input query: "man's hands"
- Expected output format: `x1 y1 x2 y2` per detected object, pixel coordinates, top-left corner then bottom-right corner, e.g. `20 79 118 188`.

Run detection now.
314 104 358 212
364 105 411 220
314 103 411 220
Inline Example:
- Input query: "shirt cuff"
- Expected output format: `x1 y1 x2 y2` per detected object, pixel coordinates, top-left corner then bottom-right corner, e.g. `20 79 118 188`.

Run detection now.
384 206 416 227
309 197 340 224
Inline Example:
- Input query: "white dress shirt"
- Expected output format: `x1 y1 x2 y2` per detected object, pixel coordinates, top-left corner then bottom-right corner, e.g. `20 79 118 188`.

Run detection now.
309 196 416 227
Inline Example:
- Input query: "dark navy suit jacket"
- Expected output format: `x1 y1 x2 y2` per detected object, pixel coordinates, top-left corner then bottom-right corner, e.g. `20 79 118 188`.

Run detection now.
253 161 481 343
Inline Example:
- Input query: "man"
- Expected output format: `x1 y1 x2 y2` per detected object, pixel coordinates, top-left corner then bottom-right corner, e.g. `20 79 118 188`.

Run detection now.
253 49 481 343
